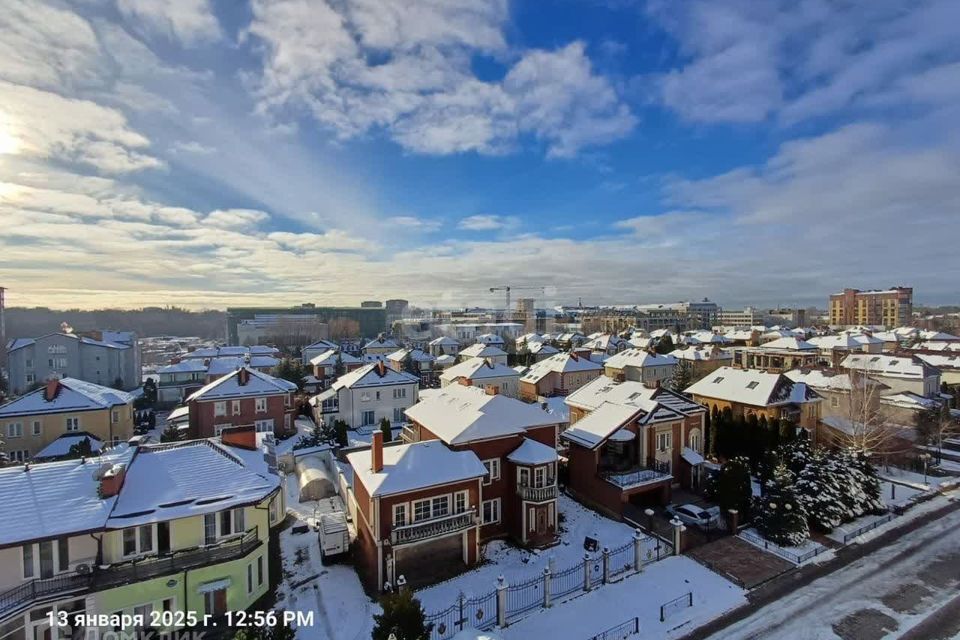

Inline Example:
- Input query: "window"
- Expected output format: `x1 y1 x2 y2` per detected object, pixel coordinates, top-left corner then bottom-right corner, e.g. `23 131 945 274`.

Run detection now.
133 603 153 622
232 400 241 415
123 528 137 556
162 599 174 614
203 588 227 617
257 556 264 586
22 545 34 579
25 373 35 384
111 409 119 424
122 526 153 557
375 391 380 401
361 410 375 426
830 396 840 408
214 402 226 417
746 381 759 389
25 358 33 369
482 459 500 485
482 499 501 524
393 388 406 399
255 419 274 433
214 424 232 436
204 514 217 545
220 508 245 538
431 496 449 518
6 423 22 438
657 432 672 452
518 467 530 487
247 563 254 594
8 450 29 462
455 491 467 514
393 407 403 423
393 504 407 527
534 467 546 488
255 398 267 413
689 429 702 453
413 499 431 522
65 417 80 432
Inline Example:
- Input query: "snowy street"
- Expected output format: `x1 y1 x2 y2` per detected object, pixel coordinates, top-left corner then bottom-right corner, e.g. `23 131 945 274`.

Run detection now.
708 492 960 640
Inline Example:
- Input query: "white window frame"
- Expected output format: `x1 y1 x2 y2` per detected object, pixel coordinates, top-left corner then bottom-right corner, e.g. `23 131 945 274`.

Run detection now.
431 495 450 519
254 419 274 433
232 400 242 415
361 410 375 426
255 397 267 413
393 503 408 527
413 499 432 522
518 467 530 487
214 402 226 417
482 458 501 485
657 432 672 452
65 416 80 432
482 498 501 525
454 491 468 514
31 420 41 436
213 423 233 436
6 422 23 438
121 525 154 558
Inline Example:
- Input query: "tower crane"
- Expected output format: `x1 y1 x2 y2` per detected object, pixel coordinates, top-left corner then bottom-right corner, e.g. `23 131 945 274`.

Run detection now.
488 285 546 312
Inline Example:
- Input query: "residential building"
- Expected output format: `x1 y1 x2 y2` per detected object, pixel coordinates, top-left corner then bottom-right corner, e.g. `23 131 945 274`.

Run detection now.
685 367 822 435
518 352 603 401
730 337 822 373
186 367 298 439
562 377 707 517
6 331 140 396
308 349 363 388
583 334 630 360
0 429 282 635
458 343 509 365
427 336 460 358
829 287 913 328
0 378 135 462
301 339 341 365
311 362 419 429
603 349 677 387
669 346 733 380
915 353 960 393
386 348 436 384
840 353 941 397
362 335 401 357
156 350 281 405
226 305 387 344
807 333 884 367
440 358 521 398
716 307 764 327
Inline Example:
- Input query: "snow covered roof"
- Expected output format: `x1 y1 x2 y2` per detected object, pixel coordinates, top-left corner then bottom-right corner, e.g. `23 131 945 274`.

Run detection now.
0 446 134 546
332 362 420 389
0 378 136 418
760 337 818 351
507 438 557 465
669 347 733 362
918 330 960 342
880 392 941 411
362 336 400 351
182 345 279 360
519 352 602 383
310 349 360 367
108 439 279 528
785 369 888 393
476 333 505 345
405 384 558 445
685 367 819 407
603 348 677 370
840 354 932 380
304 339 339 351
562 402 640 449
459 343 508 359
206 356 246 376
429 336 460 346
387 348 435 363
440 358 520 383
186 367 297 402
157 360 208 374
915 353 960 370
167 405 190 424
6 332 132 352
34 433 104 460
528 342 560 356
583 334 628 351
435 354 457 365
347 440 487 497
808 334 882 350
565 376 692 414
682 332 732 346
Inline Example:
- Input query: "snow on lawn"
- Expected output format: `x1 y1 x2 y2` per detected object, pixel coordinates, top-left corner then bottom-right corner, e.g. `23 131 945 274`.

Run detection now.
416 495 660 613
878 465 948 490
501 556 746 640
879 480 923 508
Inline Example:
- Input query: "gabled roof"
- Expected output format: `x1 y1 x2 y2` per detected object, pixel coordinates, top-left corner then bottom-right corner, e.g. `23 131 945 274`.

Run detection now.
562 402 641 449
476 333 505 345
669 347 733 362
584 334 628 351
564 376 704 418
0 378 136 418
387 348 435 363
362 336 400 351
347 440 487 497
34 433 104 460
915 353 960 371
785 368 888 393
441 357 519 382
840 354 933 380
429 336 460 346
157 360 208 374
685 367 819 407
331 362 420 390
528 342 559 356
459 343 508 359
405 384 558 445
186 367 297 402
520 352 602 383
761 337 817 351
682 331 732 345
603 348 677 370
808 334 882 350
310 349 361 367
303 339 339 351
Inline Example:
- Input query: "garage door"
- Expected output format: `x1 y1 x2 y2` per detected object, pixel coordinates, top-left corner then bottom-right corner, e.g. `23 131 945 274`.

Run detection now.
395 534 464 588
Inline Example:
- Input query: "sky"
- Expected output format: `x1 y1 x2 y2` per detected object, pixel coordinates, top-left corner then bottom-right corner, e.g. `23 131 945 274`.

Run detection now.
1 0 958 311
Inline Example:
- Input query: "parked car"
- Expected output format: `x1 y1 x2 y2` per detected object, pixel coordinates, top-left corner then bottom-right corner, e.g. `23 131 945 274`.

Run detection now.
665 503 720 527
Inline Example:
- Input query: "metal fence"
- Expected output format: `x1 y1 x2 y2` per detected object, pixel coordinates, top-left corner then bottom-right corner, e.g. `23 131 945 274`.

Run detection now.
841 513 896 544
660 592 693 622
588 616 639 640
506 575 544 620
552 562 584 599
425 591 498 640
738 529 827 564
608 542 634 579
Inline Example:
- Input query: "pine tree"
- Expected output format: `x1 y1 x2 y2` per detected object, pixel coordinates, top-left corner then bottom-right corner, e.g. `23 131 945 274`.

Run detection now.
65 436 95 460
757 450 781 493
293 420 336 450
372 590 428 640
795 449 847 532
753 464 809 546
669 360 694 392
778 436 811 476
160 424 184 443
709 405 720 457
746 413 762 468
849 449 885 515
380 418 392 443
703 406 713 457
708 456 753 518
335 419 349 447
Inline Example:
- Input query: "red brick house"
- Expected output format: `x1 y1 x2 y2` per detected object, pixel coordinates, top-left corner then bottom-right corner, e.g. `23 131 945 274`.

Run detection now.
403 385 562 548
346 433 487 590
561 376 706 519
186 366 298 439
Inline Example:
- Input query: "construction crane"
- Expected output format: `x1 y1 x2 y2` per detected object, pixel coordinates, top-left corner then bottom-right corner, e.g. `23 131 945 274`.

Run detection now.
489 285 546 312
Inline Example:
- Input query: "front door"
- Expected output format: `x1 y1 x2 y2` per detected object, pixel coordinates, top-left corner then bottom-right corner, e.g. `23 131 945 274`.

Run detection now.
536 508 548 535
38 541 55 579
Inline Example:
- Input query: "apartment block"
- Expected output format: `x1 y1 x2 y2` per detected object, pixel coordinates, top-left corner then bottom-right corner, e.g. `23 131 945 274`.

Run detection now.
829 287 913 328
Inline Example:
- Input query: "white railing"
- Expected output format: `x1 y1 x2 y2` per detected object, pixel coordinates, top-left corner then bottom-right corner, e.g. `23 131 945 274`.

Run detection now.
391 510 476 545
517 484 558 502
601 468 672 489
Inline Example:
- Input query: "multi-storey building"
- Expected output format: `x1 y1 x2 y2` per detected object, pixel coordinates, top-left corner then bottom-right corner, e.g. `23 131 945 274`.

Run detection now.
6 331 141 396
439 358 521 398
457 343 509 365
518 352 603 401
716 307 764 327
0 428 282 637
156 349 281 405
562 377 707 517
839 353 940 398
730 337 823 373
603 349 677 387
311 362 419 429
186 367 298 439
226 305 387 344
668 346 733 381
0 378 135 463
829 287 913 328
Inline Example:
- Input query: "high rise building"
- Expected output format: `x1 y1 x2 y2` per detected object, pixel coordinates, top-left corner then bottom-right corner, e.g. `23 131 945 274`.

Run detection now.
829 287 913 328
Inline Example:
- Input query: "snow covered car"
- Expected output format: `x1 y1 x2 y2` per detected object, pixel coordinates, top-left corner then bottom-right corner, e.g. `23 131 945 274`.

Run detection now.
665 503 719 527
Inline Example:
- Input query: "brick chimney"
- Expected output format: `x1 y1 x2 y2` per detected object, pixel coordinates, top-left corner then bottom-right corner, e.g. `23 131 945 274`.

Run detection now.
100 464 127 498
221 424 258 450
237 368 250 386
570 352 578 361
44 379 61 402
458 377 472 386
376 361 387 377
485 385 499 396
371 430 383 473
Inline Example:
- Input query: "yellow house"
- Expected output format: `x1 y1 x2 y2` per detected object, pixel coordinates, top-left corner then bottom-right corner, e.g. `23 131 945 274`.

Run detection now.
0 378 135 463
0 428 284 638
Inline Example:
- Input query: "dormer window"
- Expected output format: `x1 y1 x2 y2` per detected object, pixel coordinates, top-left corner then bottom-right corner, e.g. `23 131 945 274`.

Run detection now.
746 381 759 389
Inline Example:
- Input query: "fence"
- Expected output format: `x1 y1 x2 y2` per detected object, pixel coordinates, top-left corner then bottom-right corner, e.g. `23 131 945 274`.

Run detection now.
425 531 664 640
660 592 693 622
588 617 640 640
841 513 896 544
738 530 827 564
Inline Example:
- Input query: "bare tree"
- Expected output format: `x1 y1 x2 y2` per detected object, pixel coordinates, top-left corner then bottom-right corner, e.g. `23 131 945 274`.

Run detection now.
328 317 360 341
833 370 913 460
267 316 329 352
915 404 960 464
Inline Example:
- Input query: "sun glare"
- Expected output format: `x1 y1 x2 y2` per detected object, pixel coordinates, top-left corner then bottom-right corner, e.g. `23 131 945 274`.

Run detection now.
0 115 21 155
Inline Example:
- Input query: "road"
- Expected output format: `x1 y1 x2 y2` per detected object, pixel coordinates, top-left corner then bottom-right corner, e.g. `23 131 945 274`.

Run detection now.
711 495 960 640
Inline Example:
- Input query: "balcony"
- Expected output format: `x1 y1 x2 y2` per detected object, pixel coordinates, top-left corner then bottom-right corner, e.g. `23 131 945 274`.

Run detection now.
0 527 260 621
601 466 672 490
390 510 476 546
400 425 418 443
516 484 558 502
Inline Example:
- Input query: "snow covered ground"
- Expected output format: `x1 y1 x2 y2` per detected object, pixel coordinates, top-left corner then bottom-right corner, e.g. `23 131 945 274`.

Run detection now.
502 556 746 640
879 465 951 491
879 480 924 507
416 494 661 612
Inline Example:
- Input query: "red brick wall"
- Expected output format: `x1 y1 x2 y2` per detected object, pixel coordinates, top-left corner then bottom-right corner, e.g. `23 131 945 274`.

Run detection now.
189 392 294 439
375 480 482 541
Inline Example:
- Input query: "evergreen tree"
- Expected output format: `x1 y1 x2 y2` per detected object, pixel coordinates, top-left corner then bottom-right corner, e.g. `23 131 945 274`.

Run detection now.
654 334 674 355
142 378 158 405
703 406 713 457
745 413 762 468
160 423 184 443
778 419 797 445
848 449 885 515
778 437 811 476
275 359 306 390
380 418 392 443
709 405 720 457
717 406 734 459
112 376 125 390
65 436 95 460
795 449 847 532
372 590 428 640
753 464 809 546
335 419 349 447
669 360 694 392
294 419 336 450
707 456 753 518
757 449 781 493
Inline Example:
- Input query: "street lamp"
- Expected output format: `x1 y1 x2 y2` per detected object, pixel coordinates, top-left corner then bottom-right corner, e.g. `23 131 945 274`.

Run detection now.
920 453 932 485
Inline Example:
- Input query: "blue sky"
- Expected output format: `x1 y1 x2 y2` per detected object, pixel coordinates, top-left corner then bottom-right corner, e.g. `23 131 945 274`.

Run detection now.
1 0 958 310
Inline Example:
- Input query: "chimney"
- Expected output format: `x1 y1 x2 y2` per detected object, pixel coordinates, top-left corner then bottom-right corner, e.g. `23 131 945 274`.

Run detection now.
237 368 250 386
458 377 472 386
221 424 258 450
485 385 499 396
570 352 578 361
376 361 387 377
371 430 383 473
99 464 127 498
44 379 61 402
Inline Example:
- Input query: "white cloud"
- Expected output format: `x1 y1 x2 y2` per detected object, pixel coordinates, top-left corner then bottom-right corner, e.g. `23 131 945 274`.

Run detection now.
204 208 270 231
386 216 443 232
116 0 221 45
457 214 518 231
